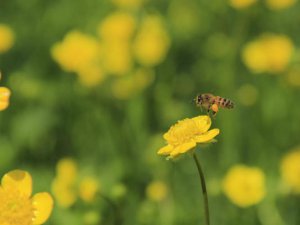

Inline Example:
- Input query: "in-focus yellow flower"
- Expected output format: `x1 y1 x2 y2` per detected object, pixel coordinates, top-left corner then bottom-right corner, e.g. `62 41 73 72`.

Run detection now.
0 170 53 225
0 87 11 111
229 0 257 9
242 34 294 74
222 165 266 207
266 0 297 10
280 148 300 193
51 31 101 73
98 12 136 41
79 177 99 203
133 15 171 67
146 180 168 202
157 115 219 159
0 24 15 53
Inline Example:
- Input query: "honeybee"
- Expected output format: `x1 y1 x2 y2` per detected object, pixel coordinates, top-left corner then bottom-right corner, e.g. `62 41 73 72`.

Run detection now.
194 93 234 116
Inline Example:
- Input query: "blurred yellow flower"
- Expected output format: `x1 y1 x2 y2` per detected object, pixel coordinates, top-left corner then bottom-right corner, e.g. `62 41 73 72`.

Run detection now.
0 170 53 225
146 180 168 202
112 67 154 99
281 148 300 193
242 34 294 74
98 12 136 41
78 64 105 87
157 115 219 159
52 158 100 207
51 31 101 73
229 0 257 9
222 165 266 207
0 87 11 111
102 42 132 75
52 158 78 208
133 15 171 67
51 177 77 208
266 0 297 10
79 177 99 203
56 157 78 183
0 24 14 53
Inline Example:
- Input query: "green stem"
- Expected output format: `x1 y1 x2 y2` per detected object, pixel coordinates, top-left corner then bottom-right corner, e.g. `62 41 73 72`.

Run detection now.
193 152 210 225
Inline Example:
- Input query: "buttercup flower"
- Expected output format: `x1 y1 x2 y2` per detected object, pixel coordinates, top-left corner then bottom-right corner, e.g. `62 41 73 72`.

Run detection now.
146 180 168 202
280 148 300 193
157 115 219 159
222 165 266 207
52 158 100 207
0 170 53 225
133 15 171 67
266 0 297 10
0 24 15 54
79 177 99 203
0 86 11 111
229 0 257 9
242 34 294 74
98 11 136 41
51 31 101 73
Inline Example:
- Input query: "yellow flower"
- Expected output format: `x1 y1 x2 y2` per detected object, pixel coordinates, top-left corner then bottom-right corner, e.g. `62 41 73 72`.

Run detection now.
51 158 78 208
222 165 266 207
79 177 99 203
112 68 154 99
0 87 11 111
146 180 168 202
51 31 101 73
98 12 136 41
280 148 300 193
0 24 15 53
0 170 53 225
102 42 132 76
52 158 100 207
51 177 77 208
229 0 257 9
266 0 297 10
157 115 220 159
242 34 294 74
78 64 105 87
133 15 171 67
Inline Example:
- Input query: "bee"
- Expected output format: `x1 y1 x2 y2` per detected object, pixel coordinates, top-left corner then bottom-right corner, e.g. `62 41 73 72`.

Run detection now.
194 93 234 116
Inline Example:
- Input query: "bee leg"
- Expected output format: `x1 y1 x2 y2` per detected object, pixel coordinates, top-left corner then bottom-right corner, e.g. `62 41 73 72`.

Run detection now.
212 110 217 117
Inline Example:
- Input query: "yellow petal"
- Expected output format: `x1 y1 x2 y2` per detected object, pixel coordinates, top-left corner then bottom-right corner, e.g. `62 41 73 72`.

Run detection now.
1 170 32 197
32 192 54 225
194 129 220 143
157 145 174 155
192 115 212 133
170 141 196 157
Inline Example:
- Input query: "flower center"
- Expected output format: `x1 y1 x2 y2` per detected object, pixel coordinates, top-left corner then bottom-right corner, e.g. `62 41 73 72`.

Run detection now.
0 187 34 225
167 119 201 145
